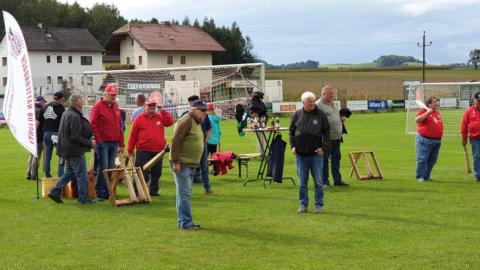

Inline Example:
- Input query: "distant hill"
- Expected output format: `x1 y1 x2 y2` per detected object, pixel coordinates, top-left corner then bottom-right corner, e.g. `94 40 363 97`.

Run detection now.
318 62 376 68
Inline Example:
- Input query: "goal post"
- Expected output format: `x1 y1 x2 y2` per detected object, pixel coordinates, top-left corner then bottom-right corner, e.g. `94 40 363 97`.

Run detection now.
68 63 265 119
405 81 480 136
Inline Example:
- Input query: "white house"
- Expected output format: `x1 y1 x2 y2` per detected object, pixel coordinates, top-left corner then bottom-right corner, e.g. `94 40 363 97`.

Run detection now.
0 24 104 101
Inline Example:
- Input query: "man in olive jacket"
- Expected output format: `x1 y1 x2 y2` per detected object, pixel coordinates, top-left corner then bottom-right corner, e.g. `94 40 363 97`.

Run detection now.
170 100 208 230
48 94 95 204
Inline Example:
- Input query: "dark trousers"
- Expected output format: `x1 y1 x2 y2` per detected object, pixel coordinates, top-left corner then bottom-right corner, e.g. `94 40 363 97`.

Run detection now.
323 139 342 185
135 151 163 195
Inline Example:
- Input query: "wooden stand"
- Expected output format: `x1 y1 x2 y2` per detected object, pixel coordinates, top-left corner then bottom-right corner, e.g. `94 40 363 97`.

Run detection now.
103 156 151 207
348 151 383 180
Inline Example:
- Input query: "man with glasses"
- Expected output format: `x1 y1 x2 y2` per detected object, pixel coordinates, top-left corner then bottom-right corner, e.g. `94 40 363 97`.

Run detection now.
170 100 209 230
128 98 174 196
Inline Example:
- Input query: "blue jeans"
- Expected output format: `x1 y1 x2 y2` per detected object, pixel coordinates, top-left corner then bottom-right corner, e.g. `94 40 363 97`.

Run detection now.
95 141 118 198
50 155 89 203
173 166 195 228
43 131 64 178
323 139 342 185
416 134 441 180
296 155 324 207
200 145 211 192
135 151 163 195
471 139 480 178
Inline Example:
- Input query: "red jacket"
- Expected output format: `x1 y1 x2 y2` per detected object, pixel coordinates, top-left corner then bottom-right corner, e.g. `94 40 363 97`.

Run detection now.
128 110 174 155
416 109 443 139
89 98 124 146
461 106 480 142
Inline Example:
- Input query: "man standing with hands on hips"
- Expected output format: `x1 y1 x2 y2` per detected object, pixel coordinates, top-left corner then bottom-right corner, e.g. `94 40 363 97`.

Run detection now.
89 84 125 200
461 92 480 182
170 100 209 230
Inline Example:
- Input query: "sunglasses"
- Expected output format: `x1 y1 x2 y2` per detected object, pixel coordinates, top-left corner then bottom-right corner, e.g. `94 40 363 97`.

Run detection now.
147 104 156 107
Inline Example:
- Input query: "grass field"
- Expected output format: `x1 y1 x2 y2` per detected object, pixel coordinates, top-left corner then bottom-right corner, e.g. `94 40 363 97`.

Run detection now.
1 112 480 269
267 68 480 102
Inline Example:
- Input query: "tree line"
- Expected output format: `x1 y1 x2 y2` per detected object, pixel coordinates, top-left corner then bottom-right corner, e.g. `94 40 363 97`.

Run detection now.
0 0 255 65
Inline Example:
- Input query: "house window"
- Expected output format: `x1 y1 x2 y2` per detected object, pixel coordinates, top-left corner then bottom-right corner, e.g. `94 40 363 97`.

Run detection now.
57 56 62 63
68 56 72 63
68 77 73 84
131 38 134 46
57 76 63 84
126 57 130 65
2 77 7 86
181 56 186 65
180 75 186 81
2 57 7 66
47 76 51 84
87 76 93 86
46 55 50 63
167 55 173 65
81 56 92 65
138 56 142 65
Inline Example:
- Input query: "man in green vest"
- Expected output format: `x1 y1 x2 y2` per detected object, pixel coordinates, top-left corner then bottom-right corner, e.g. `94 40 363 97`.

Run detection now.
170 100 208 230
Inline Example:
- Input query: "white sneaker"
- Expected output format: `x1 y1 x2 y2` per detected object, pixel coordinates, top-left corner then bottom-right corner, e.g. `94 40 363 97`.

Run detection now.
314 206 322 214
416 178 425 182
297 206 308 213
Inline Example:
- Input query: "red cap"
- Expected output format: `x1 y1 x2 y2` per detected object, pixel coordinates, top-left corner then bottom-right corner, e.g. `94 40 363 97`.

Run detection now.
145 98 157 106
207 103 215 111
104 84 118 95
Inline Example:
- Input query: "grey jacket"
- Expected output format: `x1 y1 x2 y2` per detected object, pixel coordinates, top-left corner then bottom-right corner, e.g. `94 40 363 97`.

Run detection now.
289 106 330 157
57 107 93 158
316 99 343 140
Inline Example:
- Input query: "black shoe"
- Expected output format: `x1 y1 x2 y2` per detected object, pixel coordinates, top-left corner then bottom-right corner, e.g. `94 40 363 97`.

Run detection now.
150 193 160 197
95 196 107 202
184 224 201 231
48 192 63 204
26 175 32 180
334 181 349 186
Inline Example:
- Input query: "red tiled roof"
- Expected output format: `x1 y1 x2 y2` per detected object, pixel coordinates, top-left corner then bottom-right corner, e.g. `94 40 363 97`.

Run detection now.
111 23 225 52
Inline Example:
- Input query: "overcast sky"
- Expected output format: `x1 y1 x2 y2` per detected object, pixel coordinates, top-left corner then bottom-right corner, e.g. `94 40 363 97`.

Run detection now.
59 0 480 65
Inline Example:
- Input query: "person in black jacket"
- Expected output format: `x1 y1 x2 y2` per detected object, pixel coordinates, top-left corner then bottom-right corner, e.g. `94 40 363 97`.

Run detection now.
39 91 65 178
48 94 95 204
26 96 46 180
289 91 330 214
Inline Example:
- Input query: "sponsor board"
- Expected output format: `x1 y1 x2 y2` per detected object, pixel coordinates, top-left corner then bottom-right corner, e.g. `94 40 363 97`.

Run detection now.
272 102 303 113
347 100 368 111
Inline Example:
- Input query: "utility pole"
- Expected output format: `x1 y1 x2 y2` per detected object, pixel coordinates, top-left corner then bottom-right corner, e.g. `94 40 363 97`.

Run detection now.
417 31 432 83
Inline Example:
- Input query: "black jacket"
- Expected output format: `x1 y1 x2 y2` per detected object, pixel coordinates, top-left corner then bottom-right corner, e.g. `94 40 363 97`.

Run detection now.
267 134 286 182
57 107 92 158
39 101 65 132
289 107 330 156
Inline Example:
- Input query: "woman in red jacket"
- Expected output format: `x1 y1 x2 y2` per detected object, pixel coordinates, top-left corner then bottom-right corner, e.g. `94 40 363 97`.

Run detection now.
128 98 174 196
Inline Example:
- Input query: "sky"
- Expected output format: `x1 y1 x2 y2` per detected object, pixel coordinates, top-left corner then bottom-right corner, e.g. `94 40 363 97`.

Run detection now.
59 0 480 65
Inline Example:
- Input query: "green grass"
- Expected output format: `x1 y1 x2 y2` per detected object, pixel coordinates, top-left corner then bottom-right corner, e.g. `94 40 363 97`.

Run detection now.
1 112 480 269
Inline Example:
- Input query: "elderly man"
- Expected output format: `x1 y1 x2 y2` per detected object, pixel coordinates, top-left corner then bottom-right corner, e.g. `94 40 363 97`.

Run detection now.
290 91 330 213
170 100 209 230
27 96 46 180
39 91 65 178
461 92 480 182
48 94 95 204
89 84 125 200
316 85 349 187
131 92 146 121
128 98 174 196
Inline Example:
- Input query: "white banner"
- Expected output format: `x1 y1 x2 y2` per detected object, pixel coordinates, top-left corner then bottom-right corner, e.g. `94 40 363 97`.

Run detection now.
2 11 37 157
347 100 368 111
272 102 303 113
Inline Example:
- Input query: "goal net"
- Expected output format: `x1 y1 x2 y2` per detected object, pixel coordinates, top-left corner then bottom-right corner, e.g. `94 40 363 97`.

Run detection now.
68 63 265 119
405 82 480 136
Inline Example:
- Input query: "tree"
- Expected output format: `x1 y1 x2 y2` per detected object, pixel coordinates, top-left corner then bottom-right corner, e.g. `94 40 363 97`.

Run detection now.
468 49 480 69
87 3 126 45
182 16 190 26
376 55 422 67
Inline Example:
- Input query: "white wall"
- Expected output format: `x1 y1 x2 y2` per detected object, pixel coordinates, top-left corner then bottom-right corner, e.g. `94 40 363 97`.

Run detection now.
147 51 212 68
120 36 148 68
0 38 102 99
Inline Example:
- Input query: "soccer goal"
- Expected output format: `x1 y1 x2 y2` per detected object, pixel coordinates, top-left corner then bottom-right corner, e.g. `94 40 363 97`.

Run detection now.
405 81 480 136
68 63 265 119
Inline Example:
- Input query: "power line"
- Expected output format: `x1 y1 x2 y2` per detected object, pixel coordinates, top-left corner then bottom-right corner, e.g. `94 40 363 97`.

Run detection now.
417 30 432 82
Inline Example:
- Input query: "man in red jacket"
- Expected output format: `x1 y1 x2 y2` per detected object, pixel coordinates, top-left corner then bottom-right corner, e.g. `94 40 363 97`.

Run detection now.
89 84 125 200
461 92 480 182
128 98 174 196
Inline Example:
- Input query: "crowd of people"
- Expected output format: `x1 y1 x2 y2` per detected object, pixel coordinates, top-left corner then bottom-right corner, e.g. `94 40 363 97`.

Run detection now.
30 82 480 229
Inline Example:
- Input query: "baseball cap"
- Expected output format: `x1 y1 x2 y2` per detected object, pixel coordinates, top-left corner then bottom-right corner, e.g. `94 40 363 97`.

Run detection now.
474 92 480 100
207 103 215 111
104 84 118 95
192 100 208 110
35 96 46 102
53 91 64 99
145 98 157 106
